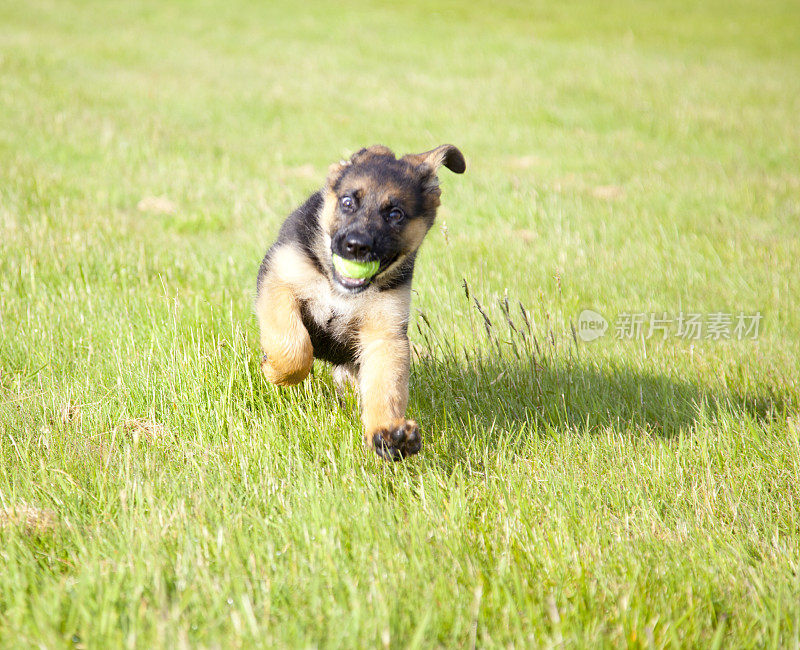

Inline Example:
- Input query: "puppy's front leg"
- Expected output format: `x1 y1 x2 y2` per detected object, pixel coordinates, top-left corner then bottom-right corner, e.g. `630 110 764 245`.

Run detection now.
255 275 313 386
358 328 421 460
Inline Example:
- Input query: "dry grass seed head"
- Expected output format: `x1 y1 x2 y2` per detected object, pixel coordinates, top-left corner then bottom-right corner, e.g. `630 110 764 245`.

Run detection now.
0 503 58 535
121 417 166 444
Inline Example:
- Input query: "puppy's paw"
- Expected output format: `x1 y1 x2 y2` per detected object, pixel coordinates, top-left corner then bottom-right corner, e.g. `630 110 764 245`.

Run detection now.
260 353 310 386
260 353 278 382
369 419 421 461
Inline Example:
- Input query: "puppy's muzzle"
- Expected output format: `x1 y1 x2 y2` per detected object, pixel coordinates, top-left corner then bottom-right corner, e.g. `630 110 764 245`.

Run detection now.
331 228 378 292
334 229 374 261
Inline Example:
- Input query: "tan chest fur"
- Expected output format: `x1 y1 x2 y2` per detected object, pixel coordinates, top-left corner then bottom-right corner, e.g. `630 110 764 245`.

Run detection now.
268 243 411 343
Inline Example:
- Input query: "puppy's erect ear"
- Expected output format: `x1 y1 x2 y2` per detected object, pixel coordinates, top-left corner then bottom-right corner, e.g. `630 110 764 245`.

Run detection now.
402 144 466 175
327 145 397 187
326 160 348 187
350 145 395 165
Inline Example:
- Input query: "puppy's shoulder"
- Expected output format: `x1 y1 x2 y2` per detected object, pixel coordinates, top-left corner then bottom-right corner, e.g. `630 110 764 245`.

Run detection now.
258 191 325 290
274 190 324 249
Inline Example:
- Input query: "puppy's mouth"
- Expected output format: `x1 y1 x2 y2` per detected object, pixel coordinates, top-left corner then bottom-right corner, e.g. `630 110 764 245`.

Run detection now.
332 270 371 292
330 254 380 293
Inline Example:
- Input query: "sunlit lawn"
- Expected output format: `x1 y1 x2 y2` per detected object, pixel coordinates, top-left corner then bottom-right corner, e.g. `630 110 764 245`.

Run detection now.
1 0 799 646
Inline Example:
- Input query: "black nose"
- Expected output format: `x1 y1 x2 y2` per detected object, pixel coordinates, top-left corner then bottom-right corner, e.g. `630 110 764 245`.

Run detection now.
344 232 373 259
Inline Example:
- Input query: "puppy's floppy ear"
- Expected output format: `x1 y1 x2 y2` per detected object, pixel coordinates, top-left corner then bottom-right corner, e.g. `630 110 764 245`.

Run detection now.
402 144 466 174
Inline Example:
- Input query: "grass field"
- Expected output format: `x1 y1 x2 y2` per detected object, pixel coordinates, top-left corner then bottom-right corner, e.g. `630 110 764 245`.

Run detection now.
2 0 800 647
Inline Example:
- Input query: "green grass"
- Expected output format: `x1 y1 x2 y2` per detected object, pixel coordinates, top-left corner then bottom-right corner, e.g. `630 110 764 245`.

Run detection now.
2 0 799 646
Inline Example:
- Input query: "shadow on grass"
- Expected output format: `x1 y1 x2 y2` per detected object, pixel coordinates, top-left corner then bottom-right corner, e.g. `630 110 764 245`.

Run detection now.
403 289 789 463
409 352 786 450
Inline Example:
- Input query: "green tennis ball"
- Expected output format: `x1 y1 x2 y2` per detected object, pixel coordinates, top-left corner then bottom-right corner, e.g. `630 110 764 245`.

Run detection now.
332 254 380 280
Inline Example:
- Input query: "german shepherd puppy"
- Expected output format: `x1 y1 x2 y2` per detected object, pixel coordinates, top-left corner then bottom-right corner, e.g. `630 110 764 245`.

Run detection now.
256 144 465 460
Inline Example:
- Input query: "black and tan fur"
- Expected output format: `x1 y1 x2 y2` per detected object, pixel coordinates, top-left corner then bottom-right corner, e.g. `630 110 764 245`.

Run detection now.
255 144 465 460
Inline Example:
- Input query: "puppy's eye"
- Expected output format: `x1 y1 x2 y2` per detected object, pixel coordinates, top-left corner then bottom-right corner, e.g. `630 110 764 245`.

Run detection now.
340 196 356 213
387 207 405 223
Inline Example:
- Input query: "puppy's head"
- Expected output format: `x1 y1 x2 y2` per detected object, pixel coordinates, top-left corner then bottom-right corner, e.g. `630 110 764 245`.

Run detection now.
319 144 465 293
